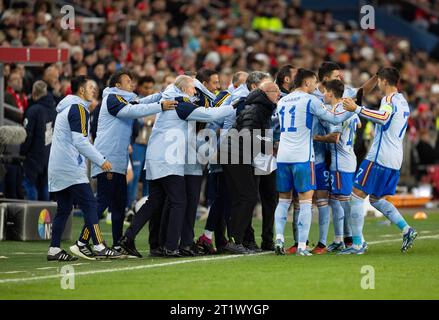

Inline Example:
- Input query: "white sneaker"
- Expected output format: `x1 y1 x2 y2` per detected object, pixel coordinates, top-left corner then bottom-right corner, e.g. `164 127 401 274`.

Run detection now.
296 248 313 256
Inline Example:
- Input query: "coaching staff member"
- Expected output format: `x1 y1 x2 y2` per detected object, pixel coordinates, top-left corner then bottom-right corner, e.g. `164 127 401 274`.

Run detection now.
221 81 281 254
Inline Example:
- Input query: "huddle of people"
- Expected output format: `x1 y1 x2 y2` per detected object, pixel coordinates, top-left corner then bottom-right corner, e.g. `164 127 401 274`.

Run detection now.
46 62 418 261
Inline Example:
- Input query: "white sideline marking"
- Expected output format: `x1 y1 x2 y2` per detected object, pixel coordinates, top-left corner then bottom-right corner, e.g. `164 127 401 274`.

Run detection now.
0 252 271 284
368 234 439 245
36 267 58 270
69 263 90 266
0 256 8 259
420 231 432 234
1 234 438 284
1 271 26 274
12 252 43 255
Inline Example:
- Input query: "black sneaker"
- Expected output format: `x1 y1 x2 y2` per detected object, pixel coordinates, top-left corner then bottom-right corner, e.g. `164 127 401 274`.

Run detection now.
190 243 205 256
179 246 197 257
47 249 78 262
243 242 262 253
111 245 137 259
94 246 125 259
261 242 275 251
149 247 164 257
215 246 228 254
69 242 96 260
162 248 182 258
119 235 142 258
224 241 251 254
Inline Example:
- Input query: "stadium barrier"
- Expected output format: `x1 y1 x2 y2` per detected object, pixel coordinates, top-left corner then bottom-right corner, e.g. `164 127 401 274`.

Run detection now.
0 199 72 241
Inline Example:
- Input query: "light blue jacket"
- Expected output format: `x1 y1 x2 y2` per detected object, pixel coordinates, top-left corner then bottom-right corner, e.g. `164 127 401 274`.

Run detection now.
185 80 218 176
91 87 162 177
144 85 234 180
222 83 249 130
48 95 106 192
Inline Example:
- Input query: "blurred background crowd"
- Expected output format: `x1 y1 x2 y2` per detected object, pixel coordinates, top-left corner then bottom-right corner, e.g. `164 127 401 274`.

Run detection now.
1 0 438 203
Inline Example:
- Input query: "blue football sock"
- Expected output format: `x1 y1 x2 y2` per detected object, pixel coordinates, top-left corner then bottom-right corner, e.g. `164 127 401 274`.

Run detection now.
371 198 409 232
316 199 330 246
298 200 312 246
329 198 344 240
350 194 365 247
340 198 352 237
275 199 292 242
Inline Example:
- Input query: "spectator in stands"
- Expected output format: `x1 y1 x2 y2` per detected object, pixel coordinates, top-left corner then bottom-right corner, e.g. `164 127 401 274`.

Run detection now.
417 129 437 166
92 63 106 96
20 81 56 201
5 70 28 114
42 65 62 104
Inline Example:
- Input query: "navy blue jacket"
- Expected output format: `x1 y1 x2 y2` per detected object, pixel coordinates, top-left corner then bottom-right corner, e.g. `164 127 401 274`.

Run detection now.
20 94 57 183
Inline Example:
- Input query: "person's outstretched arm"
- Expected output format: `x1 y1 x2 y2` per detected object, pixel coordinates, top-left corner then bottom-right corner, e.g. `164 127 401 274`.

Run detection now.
343 97 392 126
310 97 354 125
174 97 235 123
107 94 176 119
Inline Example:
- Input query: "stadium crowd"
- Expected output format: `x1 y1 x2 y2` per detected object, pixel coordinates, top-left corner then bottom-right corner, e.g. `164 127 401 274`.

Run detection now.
0 0 438 258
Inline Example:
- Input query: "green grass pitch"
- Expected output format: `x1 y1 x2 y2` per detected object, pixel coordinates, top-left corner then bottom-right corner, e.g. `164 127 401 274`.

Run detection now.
1 210 438 299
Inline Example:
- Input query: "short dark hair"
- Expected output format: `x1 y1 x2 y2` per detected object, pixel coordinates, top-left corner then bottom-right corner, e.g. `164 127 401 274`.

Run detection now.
196 68 218 83
322 80 345 99
138 76 155 86
73 63 87 74
275 64 294 86
377 67 400 86
71 75 91 94
293 68 316 88
318 61 340 82
109 69 132 87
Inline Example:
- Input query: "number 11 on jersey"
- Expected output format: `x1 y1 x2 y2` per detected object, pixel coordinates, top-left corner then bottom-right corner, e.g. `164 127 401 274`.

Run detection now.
279 105 297 132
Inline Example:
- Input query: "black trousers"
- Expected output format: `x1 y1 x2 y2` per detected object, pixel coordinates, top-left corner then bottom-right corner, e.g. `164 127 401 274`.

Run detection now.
96 172 127 246
149 175 203 249
205 172 231 247
125 175 186 251
148 200 166 250
51 183 101 247
243 171 277 246
222 164 259 244
181 175 203 247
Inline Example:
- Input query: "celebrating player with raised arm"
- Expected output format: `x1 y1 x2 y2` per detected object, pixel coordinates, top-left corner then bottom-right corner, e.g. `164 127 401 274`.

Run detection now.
342 67 417 254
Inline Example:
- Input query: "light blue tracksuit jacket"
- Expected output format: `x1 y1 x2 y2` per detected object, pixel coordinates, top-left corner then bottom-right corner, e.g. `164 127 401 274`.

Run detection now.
48 95 106 192
91 87 162 177
144 84 235 181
